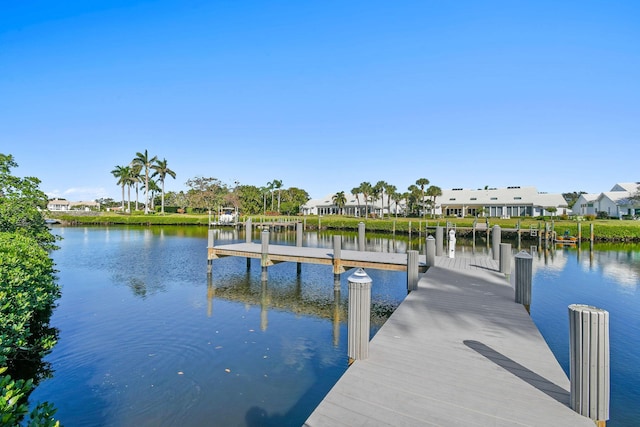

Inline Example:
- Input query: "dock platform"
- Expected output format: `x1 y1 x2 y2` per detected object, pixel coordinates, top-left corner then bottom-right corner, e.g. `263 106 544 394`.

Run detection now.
209 242 427 273
304 256 593 426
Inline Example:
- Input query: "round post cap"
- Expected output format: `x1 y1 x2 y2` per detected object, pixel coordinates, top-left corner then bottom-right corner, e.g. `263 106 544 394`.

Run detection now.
348 268 372 284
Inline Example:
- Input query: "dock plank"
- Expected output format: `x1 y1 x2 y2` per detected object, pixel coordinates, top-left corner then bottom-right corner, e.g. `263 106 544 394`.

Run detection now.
305 256 594 426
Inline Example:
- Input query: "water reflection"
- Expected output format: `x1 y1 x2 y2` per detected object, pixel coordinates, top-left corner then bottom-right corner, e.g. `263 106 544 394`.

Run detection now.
31 226 639 427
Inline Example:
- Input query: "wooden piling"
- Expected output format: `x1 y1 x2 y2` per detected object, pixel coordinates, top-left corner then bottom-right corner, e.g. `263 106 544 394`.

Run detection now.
296 222 303 274
261 229 269 280
207 229 214 274
333 235 342 278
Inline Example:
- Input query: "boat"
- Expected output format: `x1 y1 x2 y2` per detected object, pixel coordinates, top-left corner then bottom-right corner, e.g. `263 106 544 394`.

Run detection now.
555 233 578 244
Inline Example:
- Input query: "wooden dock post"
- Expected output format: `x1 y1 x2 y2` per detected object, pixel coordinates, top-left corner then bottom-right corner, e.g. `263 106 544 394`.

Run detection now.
590 223 594 245
348 268 372 363
569 304 610 426
245 218 252 243
333 235 342 279
407 250 419 291
499 243 511 278
207 229 214 274
492 225 501 261
425 236 436 267
435 226 443 256
514 251 533 313
358 222 365 251
245 219 252 269
261 229 269 281
578 222 582 242
296 222 303 274
333 288 341 347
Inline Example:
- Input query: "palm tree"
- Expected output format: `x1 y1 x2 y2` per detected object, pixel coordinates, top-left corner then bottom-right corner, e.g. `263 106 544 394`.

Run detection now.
111 165 130 210
151 158 176 214
124 169 140 212
425 185 443 218
133 149 158 214
385 184 397 217
374 181 388 219
260 186 269 215
359 182 373 218
332 191 347 215
351 186 362 217
128 162 142 211
144 178 161 212
273 179 283 213
266 181 275 212
415 178 430 219
391 190 403 218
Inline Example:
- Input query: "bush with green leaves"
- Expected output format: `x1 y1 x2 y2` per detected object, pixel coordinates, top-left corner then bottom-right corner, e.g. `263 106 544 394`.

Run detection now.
1 154 61 426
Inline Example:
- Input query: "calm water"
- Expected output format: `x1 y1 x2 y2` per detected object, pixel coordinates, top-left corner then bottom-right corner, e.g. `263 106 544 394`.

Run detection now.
28 227 639 426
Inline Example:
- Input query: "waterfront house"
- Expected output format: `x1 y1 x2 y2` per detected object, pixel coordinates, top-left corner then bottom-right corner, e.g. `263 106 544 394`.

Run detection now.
302 186 568 218
47 198 100 212
434 186 567 217
595 183 640 218
301 194 405 217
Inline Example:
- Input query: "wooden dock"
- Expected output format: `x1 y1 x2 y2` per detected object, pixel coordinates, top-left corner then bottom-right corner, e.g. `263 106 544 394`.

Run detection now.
304 256 594 426
208 242 427 274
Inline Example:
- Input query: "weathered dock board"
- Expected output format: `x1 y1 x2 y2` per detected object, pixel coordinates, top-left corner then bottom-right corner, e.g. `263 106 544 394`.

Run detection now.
209 242 427 273
304 256 594 426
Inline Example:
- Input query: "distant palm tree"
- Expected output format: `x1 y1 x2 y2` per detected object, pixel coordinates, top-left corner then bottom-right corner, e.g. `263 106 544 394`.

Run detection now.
332 191 347 215
390 189 403 218
129 162 142 211
385 184 397 218
374 181 388 218
351 186 362 217
151 158 176 214
359 182 373 218
425 185 443 218
266 181 275 212
415 178 430 219
144 179 161 212
111 165 130 210
133 150 158 214
273 179 283 213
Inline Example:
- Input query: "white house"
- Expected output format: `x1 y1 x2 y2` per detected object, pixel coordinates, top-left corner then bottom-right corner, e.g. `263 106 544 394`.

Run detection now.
574 193 599 216
47 198 101 212
302 186 568 218
573 183 640 219
301 194 404 217
595 183 640 218
434 186 568 218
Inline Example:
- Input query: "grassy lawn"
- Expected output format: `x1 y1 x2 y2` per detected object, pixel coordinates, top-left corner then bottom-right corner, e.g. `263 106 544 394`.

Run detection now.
49 212 640 241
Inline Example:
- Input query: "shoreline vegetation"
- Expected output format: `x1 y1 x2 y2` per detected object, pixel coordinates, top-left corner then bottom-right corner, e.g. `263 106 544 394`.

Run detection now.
49 212 640 242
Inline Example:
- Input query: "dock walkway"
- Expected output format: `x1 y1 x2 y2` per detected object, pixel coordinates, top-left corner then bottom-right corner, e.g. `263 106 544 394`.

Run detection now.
304 256 593 426
209 242 427 273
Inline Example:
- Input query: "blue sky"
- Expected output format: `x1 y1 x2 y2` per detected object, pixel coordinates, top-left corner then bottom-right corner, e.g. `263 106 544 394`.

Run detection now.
2 1 639 201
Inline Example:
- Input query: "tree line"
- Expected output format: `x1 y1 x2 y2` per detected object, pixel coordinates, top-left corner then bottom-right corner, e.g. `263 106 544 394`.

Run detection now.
109 154 444 218
333 179 443 219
